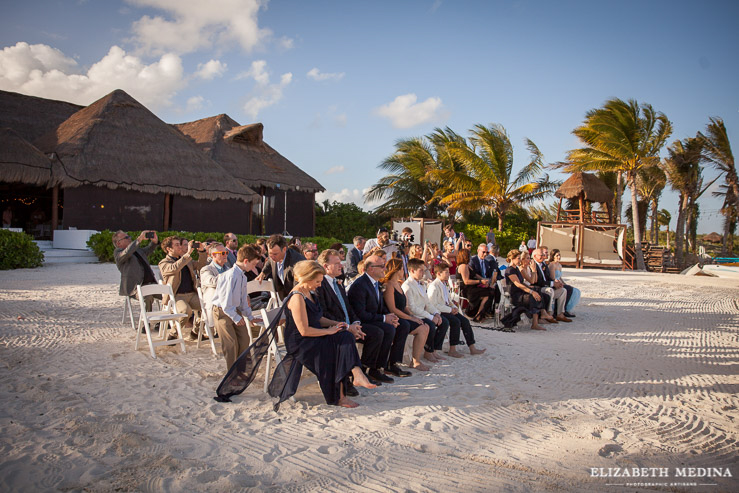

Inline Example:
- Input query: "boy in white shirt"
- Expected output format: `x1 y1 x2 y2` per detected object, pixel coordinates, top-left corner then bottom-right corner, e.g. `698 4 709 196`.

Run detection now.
402 258 448 362
428 262 486 357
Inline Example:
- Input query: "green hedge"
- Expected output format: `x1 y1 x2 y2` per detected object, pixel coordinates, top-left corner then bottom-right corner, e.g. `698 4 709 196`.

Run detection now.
0 230 44 270
87 230 343 265
455 223 530 257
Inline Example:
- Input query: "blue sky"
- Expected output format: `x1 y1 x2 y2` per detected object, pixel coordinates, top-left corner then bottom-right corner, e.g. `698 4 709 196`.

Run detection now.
2 0 737 233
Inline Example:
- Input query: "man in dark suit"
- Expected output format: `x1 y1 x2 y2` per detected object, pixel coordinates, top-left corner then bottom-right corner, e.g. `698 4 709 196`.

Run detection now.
113 229 159 310
223 232 238 269
532 247 571 322
347 254 410 383
344 235 365 279
469 243 500 307
256 234 305 300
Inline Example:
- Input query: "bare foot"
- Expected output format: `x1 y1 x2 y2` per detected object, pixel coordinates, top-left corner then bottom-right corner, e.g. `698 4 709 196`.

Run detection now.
352 369 377 389
424 351 439 362
338 396 359 408
411 361 431 371
434 352 447 360
469 346 486 355
531 325 547 331
447 349 464 358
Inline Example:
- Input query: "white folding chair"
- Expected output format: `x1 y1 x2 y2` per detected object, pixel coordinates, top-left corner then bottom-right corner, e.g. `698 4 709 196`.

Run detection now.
260 305 317 396
247 279 281 310
135 284 187 359
122 296 136 331
195 287 218 356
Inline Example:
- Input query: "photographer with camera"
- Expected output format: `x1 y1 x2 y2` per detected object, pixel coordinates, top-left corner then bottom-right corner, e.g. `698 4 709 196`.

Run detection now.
113 229 159 311
362 227 398 258
159 236 209 340
391 227 415 276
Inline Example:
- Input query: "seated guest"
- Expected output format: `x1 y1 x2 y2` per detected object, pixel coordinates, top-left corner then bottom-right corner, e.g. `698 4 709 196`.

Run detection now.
530 248 571 323
428 262 485 356
456 248 494 322
211 245 262 369
402 258 449 362
441 240 458 276
113 229 159 310
408 244 433 280
223 232 239 269
362 227 397 257
301 242 318 261
329 242 346 261
548 249 580 317
347 254 406 383
315 249 373 396
504 250 548 330
380 258 431 371
518 252 557 326
470 243 500 308
256 234 305 301
270 261 377 408
345 236 365 279
200 242 230 329
159 236 208 339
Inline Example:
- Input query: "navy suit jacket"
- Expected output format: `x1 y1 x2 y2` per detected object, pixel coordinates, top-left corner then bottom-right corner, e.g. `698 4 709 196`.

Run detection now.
316 277 358 324
347 274 386 325
532 261 554 288
469 255 499 280
344 246 362 278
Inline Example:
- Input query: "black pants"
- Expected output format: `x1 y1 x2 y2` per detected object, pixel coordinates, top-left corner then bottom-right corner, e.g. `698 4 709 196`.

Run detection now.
423 316 449 352
358 321 396 370
562 284 574 314
388 319 410 367
441 312 475 346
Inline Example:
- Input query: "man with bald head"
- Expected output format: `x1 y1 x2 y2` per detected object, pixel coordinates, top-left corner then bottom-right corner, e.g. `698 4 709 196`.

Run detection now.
347 254 411 382
531 247 571 322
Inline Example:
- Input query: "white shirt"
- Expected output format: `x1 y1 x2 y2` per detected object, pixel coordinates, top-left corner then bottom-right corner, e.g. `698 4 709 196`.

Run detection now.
527 238 537 249
210 264 253 323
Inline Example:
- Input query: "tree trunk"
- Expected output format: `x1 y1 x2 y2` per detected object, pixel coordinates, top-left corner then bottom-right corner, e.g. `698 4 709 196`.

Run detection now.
614 172 623 224
666 226 670 249
674 193 688 267
628 174 647 270
497 211 504 231
650 200 658 244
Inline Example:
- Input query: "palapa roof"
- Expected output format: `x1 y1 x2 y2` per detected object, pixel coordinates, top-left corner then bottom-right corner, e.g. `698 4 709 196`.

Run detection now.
703 232 723 243
555 172 614 204
34 90 259 202
0 127 62 187
174 114 324 193
0 89 83 142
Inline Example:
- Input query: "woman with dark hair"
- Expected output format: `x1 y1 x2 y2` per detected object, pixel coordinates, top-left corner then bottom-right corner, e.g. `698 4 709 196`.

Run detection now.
329 242 346 261
505 250 550 330
548 249 581 315
456 248 494 322
380 258 431 369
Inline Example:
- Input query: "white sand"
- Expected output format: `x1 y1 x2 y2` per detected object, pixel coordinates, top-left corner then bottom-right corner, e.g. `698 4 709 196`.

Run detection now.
0 263 737 492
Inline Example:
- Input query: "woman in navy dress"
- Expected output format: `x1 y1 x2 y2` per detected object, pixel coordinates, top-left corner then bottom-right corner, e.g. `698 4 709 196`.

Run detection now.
274 260 376 408
504 249 548 330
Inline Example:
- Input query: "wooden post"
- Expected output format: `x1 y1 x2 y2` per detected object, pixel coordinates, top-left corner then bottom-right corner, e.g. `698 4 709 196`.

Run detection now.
51 185 59 238
163 193 170 230
577 223 584 268
556 197 563 222
419 217 425 245
579 194 585 224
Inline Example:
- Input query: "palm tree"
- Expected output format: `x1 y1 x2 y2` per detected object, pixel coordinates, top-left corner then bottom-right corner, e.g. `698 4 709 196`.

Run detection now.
698 117 737 255
365 137 443 218
561 98 672 270
436 123 557 230
636 164 666 244
657 209 671 248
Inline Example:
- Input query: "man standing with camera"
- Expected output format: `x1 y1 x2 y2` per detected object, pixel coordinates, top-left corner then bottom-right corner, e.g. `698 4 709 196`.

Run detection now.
159 236 209 340
113 229 159 311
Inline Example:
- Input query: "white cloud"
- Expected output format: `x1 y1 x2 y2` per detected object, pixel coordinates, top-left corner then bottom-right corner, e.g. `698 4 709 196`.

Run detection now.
374 93 446 129
194 59 226 79
238 60 292 120
430 0 442 13
316 188 370 209
325 165 345 175
306 67 345 81
185 95 205 111
277 36 294 51
334 113 347 127
127 0 272 55
0 42 185 108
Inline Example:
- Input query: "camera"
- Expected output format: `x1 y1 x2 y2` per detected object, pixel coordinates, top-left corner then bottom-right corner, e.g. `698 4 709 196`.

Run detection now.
192 241 201 249
391 231 414 243
145 231 155 239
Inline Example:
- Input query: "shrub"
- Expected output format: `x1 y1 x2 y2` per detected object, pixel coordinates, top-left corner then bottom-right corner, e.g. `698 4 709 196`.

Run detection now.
0 230 44 270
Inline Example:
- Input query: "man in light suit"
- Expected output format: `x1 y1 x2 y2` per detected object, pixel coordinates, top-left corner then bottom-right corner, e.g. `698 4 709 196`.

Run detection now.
347 254 407 383
113 229 159 310
428 262 485 357
256 234 305 301
402 258 449 362
344 236 365 279
200 242 230 330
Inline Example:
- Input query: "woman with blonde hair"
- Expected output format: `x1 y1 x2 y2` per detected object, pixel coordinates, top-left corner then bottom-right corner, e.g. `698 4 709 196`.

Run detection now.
270 260 376 408
380 258 431 370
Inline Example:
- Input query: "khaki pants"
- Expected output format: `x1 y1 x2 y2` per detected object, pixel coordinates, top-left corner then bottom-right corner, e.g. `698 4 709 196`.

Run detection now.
541 286 567 315
213 306 251 370
175 292 201 323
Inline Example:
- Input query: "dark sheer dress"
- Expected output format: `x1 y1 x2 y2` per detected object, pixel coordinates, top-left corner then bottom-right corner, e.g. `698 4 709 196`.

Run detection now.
505 266 544 316
393 287 424 336
270 292 361 407
459 266 494 317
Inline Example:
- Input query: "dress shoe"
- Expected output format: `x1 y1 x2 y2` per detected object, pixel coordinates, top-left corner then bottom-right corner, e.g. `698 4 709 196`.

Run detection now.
385 364 412 377
344 382 359 397
564 312 576 318
556 315 573 323
368 368 394 383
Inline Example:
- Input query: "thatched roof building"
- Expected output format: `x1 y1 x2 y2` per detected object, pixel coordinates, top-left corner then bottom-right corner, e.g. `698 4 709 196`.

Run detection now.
555 172 613 204
703 232 723 243
0 128 61 187
34 90 258 202
0 90 82 142
174 114 324 193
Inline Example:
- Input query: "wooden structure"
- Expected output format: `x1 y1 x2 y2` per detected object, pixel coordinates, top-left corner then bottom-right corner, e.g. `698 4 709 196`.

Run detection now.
539 172 626 269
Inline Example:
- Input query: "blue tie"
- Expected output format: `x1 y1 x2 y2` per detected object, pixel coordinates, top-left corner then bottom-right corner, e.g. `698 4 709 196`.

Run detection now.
332 279 350 325
480 259 486 278
373 281 380 303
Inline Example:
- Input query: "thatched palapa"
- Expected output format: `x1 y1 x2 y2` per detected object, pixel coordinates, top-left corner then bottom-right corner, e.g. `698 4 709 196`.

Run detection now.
703 232 723 243
34 90 258 203
555 172 614 204
0 89 83 143
174 114 324 193
0 128 64 187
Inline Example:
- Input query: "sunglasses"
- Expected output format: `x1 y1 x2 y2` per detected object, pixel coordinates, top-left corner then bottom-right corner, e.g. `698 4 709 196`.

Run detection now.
212 251 228 256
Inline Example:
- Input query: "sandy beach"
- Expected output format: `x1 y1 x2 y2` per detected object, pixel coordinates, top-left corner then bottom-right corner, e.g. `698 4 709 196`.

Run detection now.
0 263 737 492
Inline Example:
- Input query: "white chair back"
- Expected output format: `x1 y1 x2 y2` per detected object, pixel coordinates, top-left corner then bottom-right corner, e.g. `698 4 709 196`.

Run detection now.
135 283 187 359
247 278 281 309
195 286 218 356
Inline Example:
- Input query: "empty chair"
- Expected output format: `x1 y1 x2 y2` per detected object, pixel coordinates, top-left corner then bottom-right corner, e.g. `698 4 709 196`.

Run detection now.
135 283 187 359
195 286 219 356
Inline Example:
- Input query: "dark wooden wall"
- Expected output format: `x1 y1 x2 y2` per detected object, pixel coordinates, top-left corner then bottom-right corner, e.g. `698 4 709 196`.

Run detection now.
171 195 252 234
262 188 315 236
63 185 164 231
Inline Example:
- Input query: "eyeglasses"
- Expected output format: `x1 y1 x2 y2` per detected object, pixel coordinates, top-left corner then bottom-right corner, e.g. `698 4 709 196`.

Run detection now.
212 252 228 256
367 263 384 269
